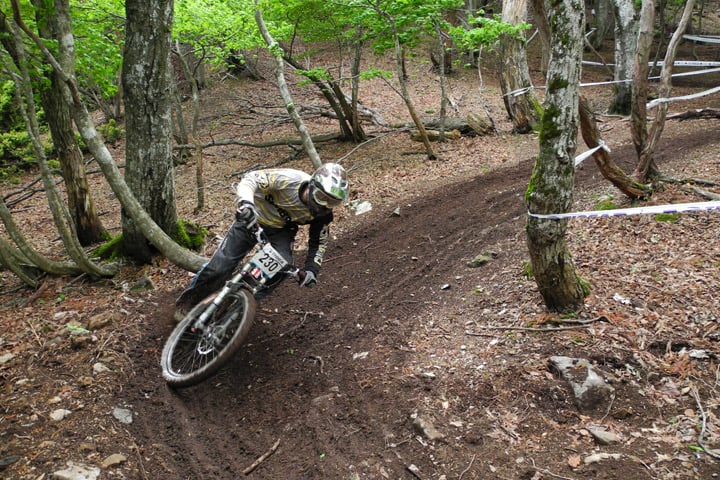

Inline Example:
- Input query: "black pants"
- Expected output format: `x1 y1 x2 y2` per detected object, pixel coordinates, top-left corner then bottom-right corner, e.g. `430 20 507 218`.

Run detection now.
176 221 296 307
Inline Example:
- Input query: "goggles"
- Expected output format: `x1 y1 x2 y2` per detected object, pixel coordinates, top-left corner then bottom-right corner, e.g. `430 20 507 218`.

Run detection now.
311 186 343 208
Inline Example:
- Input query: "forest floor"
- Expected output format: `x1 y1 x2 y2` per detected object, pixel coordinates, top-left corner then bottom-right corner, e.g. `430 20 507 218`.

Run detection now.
2 30 720 480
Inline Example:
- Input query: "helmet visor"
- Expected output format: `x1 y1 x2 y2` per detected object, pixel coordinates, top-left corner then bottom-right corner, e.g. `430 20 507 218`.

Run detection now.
311 187 343 208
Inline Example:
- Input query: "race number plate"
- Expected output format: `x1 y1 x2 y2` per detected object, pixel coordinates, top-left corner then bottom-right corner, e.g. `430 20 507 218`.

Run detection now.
250 244 288 279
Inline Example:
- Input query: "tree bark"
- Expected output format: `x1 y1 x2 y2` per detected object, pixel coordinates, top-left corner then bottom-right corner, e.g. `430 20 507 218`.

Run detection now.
498 0 541 134
122 0 178 263
525 0 586 313
609 0 638 115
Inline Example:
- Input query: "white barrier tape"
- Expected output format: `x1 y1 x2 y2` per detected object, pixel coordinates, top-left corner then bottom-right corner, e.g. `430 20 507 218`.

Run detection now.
647 84 720 109
528 200 720 220
683 34 720 44
574 141 611 167
509 65 720 97
583 60 720 67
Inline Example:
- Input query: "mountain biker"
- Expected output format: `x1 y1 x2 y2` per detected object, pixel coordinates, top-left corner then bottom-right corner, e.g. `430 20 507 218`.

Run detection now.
174 163 349 322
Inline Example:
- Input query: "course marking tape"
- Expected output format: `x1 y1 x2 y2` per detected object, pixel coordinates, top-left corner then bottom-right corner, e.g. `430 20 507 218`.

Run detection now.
528 200 720 220
505 65 720 98
574 141 610 167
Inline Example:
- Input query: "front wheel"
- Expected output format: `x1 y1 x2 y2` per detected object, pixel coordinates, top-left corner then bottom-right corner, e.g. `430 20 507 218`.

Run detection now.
160 288 256 388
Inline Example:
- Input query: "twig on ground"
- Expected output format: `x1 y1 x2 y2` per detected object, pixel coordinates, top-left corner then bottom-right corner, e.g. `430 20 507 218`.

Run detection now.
406 464 424 480
24 319 44 348
466 325 590 333
243 438 281 475
599 393 616 424
279 310 323 337
464 331 502 338
465 316 608 334
458 454 476 480
691 387 720 460
530 457 578 480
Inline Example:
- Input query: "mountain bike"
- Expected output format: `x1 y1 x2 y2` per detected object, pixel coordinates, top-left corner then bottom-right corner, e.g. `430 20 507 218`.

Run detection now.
160 223 302 388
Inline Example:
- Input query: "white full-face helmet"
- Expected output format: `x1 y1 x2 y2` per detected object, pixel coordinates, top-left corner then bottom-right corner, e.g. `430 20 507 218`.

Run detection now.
308 163 349 209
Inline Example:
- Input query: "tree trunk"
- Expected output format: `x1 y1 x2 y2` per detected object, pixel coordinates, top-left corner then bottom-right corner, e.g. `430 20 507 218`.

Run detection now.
12 0 206 273
634 0 695 183
525 0 586 313
498 0 541 134
6 5 115 279
389 23 436 160
434 19 449 141
30 0 106 246
350 31 364 142
578 95 651 199
0 235 38 288
282 54 358 141
122 0 178 263
529 0 551 74
609 0 638 115
255 4 323 170
173 40 204 212
629 0 654 162
588 0 614 50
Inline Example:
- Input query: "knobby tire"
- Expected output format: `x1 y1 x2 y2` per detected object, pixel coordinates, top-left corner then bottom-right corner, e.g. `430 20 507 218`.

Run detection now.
160 289 256 388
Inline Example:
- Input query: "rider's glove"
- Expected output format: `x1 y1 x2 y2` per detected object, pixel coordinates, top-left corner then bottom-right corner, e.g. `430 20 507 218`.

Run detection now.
299 270 317 288
235 201 257 224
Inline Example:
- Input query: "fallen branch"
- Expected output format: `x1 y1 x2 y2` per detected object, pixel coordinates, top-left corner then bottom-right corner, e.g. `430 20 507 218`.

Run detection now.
691 387 720 460
679 185 720 201
174 132 342 152
465 316 607 334
243 438 281 475
458 454 476 480
667 108 720 120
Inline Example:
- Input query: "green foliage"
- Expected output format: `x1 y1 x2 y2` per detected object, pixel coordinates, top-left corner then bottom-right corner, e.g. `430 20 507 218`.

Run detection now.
654 212 680 222
595 194 617 210
448 11 531 55
98 119 123 143
521 260 534 279
295 67 333 86
174 0 264 69
0 81 23 132
0 130 36 175
69 0 125 100
359 67 393 81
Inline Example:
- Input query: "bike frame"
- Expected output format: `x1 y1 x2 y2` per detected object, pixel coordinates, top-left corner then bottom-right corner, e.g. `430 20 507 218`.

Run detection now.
193 222 301 330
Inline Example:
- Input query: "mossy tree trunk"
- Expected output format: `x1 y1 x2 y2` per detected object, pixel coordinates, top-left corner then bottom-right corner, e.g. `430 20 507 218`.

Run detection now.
525 0 586 313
